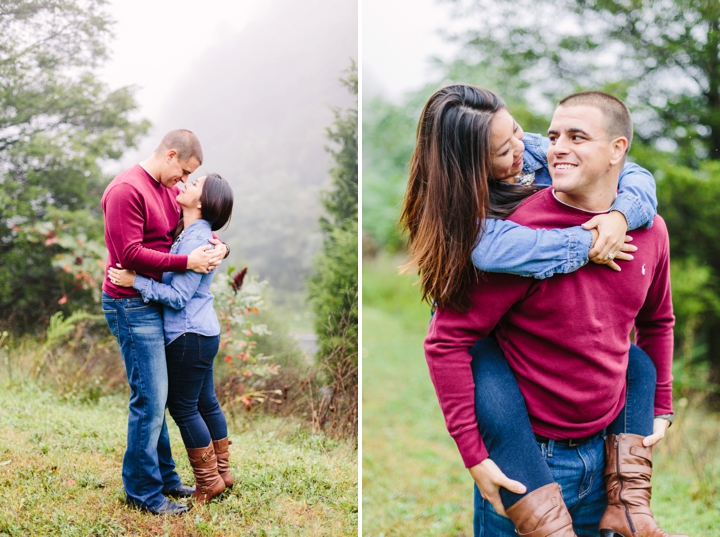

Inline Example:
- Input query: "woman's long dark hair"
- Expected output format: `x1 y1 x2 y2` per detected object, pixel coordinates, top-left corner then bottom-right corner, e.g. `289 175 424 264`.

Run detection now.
488 182 541 219
399 85 536 311
200 173 234 231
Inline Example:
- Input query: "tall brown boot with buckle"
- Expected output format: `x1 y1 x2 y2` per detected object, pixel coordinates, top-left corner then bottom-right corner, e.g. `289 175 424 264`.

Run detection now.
505 482 577 536
599 434 688 537
187 441 226 504
212 437 234 488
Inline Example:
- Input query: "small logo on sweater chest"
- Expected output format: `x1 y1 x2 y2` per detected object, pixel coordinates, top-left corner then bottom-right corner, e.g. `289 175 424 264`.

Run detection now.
641 264 646 275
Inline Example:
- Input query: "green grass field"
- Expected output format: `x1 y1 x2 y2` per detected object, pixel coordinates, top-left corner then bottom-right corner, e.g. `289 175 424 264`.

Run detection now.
362 254 720 536
0 383 357 536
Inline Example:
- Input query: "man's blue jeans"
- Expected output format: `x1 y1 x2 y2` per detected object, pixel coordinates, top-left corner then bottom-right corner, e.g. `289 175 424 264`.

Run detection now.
102 293 183 510
470 337 656 536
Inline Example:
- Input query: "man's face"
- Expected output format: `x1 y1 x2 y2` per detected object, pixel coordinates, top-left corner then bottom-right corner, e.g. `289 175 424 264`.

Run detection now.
546 104 616 196
159 150 200 188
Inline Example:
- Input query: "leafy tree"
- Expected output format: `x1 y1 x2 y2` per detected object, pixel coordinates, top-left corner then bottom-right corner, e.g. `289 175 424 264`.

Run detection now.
0 0 149 330
444 0 720 165
309 60 358 361
362 95 421 252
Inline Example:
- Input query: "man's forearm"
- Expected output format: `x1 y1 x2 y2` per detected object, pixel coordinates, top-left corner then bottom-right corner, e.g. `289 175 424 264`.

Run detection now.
118 241 188 274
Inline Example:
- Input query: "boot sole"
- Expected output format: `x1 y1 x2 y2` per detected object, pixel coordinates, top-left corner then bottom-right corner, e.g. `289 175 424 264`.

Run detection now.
600 530 625 537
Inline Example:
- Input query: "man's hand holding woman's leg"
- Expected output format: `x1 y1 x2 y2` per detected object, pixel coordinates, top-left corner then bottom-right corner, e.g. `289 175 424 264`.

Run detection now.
469 458 526 518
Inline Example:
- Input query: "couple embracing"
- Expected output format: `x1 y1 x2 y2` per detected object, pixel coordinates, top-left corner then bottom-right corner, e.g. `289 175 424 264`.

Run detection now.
402 88 687 536
101 130 235 514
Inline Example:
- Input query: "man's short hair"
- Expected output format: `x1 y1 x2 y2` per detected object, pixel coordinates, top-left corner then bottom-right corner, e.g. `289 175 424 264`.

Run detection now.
558 91 633 154
155 129 203 164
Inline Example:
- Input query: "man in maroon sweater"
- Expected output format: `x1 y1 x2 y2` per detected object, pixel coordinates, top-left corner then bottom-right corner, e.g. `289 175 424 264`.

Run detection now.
102 130 227 515
425 94 679 536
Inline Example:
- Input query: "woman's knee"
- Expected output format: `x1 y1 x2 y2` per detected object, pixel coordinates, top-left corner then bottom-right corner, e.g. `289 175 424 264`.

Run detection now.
167 399 199 422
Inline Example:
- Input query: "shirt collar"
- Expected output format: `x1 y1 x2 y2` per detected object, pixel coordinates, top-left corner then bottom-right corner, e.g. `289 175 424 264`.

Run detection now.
551 189 615 214
139 163 160 184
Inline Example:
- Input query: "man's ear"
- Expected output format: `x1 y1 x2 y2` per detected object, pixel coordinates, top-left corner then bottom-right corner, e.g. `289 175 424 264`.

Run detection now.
609 137 628 166
166 149 178 162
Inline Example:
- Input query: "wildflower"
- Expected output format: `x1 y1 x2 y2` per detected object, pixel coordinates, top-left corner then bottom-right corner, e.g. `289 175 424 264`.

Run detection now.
231 267 248 294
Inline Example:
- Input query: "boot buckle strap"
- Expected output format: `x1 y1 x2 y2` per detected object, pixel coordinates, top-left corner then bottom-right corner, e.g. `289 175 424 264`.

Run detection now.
629 445 652 462
201 452 211 462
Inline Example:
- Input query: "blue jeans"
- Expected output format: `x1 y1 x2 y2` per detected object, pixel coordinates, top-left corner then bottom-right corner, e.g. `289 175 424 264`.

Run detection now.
473 436 608 536
165 333 227 449
102 293 183 510
470 337 656 536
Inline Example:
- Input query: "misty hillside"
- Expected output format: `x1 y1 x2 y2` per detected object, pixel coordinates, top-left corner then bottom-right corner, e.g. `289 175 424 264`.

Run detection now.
130 0 357 296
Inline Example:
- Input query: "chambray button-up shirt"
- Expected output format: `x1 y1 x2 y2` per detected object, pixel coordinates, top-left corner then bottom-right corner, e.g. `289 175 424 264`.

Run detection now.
133 219 220 345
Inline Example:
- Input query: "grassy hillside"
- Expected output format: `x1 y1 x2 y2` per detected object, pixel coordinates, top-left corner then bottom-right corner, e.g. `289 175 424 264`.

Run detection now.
0 384 357 536
362 254 720 536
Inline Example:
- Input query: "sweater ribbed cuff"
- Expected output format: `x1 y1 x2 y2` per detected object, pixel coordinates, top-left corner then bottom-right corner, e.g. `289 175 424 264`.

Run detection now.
453 427 490 469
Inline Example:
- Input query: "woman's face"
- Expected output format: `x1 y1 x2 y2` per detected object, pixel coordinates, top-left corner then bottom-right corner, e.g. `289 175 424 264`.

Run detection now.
176 175 206 208
489 108 525 182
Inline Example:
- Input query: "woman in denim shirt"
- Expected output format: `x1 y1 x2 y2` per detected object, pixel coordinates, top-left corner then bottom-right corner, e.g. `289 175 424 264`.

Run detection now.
400 86 676 537
110 173 234 505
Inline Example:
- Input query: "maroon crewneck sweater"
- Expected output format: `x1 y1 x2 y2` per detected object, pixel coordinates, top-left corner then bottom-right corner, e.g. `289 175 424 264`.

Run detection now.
101 164 188 298
424 188 675 469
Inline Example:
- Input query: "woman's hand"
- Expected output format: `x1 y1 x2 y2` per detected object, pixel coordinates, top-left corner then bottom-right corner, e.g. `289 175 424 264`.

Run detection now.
642 417 671 447
108 264 136 288
468 458 526 518
583 211 638 271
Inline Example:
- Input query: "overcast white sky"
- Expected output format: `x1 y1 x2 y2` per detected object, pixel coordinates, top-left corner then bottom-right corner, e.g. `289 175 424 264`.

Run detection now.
363 0 457 101
100 0 453 121
99 0 271 125
95 0 272 172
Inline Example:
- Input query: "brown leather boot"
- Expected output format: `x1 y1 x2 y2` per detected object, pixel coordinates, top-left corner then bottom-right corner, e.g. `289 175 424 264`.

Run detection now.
599 434 688 537
186 441 226 504
212 437 234 488
505 482 577 536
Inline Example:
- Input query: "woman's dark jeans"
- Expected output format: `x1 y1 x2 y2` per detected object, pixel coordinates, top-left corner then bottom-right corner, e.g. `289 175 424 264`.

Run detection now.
471 336 656 509
165 333 228 449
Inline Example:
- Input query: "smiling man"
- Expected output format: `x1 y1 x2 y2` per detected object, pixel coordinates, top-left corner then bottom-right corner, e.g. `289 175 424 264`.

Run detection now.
101 129 228 515
425 92 683 536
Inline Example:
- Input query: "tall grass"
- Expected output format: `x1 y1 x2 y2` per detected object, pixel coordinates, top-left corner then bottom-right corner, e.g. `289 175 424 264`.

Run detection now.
0 384 357 536
0 311 358 535
362 253 720 536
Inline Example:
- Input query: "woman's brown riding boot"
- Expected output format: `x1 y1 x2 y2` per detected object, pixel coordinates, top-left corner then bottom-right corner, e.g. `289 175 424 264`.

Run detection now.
599 434 688 537
505 482 577 536
187 441 226 504
212 437 234 488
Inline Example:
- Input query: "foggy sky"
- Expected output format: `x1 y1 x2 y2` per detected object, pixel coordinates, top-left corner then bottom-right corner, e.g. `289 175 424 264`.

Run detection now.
133 0 358 295
363 0 456 100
